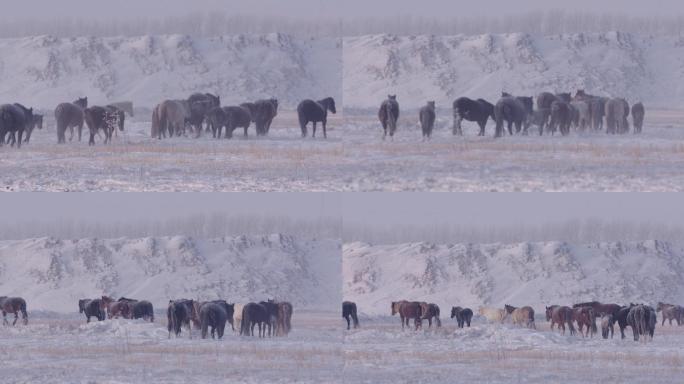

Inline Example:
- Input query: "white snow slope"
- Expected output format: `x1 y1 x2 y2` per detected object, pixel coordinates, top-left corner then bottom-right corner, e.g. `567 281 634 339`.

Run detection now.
343 240 684 315
343 32 684 109
0 234 340 311
0 33 341 109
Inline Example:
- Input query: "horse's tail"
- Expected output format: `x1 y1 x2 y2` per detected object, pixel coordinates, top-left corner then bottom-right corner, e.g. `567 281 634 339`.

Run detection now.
20 299 28 324
528 309 535 329
167 304 175 337
352 305 359 327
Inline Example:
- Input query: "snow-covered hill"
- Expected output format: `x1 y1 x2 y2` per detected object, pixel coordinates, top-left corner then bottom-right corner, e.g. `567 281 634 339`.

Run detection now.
343 32 684 109
0 234 340 312
343 240 684 315
0 33 341 109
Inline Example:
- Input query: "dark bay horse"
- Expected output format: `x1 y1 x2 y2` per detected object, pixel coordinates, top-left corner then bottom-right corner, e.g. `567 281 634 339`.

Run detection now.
391 301 422 330
79 298 105 323
23 113 43 144
494 96 532 137
272 300 293 336
199 301 230 339
572 307 597 338
118 297 154 322
572 301 621 318
297 97 336 138
419 101 436 140
187 93 220 137
545 305 574 335
631 102 645 134
240 302 270 337
379 95 399 140
343 301 359 330
246 99 278 136
167 299 195 338
656 302 682 326
452 97 495 136
84 106 119 145
54 97 87 143
0 296 28 325
221 105 252 138
101 296 129 319
627 304 656 341
450 306 473 328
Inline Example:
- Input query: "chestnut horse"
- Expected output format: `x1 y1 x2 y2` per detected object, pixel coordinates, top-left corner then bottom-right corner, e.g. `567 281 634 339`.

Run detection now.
391 301 423 330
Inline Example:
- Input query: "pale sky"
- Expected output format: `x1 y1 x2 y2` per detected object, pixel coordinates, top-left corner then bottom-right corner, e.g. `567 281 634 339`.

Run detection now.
1 0 681 20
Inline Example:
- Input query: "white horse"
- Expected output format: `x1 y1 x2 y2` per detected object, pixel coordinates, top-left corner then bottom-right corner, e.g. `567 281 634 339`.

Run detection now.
233 303 245 332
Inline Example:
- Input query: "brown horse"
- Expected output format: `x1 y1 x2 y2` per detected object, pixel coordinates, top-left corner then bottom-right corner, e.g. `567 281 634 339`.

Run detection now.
274 301 293 336
391 301 423 330
656 302 683 326
0 296 28 325
419 302 441 328
101 296 130 319
545 305 575 335
573 301 621 318
572 307 597 338
504 305 536 329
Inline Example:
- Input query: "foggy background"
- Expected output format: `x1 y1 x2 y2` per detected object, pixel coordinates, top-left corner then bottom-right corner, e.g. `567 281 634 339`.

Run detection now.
0 0 682 37
343 194 684 244
0 193 340 240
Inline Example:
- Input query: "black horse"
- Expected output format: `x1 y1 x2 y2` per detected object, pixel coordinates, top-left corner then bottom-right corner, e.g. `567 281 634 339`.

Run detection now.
494 95 532 137
84 106 119 145
419 101 436 139
379 95 399 140
221 106 253 138
240 302 271 337
187 93 220 138
631 102 645 134
78 299 105 323
549 100 572 136
450 306 473 328
0 103 32 148
244 99 278 136
297 97 336 138
342 301 359 330
452 97 495 136
199 301 230 339
167 299 195 338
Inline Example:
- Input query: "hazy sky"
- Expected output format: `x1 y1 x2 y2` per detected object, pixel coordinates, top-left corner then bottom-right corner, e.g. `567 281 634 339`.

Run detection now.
2 0 681 20
0 193 340 223
343 193 684 228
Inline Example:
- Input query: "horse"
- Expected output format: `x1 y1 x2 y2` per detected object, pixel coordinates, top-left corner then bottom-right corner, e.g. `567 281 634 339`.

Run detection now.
187 93 220 137
54 97 87 143
167 299 195 338
601 314 614 339
631 102 645 134
4 103 35 146
605 98 627 134
240 302 270 337
504 305 535 329
379 95 399 140
259 301 280 337
0 104 31 148
450 306 473 328
419 302 441 328
572 301 621 318
108 101 134 117
627 304 656 342
84 106 118 145
105 105 126 135
23 113 43 144
297 97 336 138
494 96 531 137
391 301 422 330
0 296 28 325
572 306 597 337
656 302 682 326
199 301 230 339
274 301 293 336
548 100 572 136
569 100 590 131
233 303 245 332
221 106 252 138
79 298 105 323
545 305 575 335
343 301 359 330
419 101 436 140
478 307 506 323
536 92 559 133
205 106 227 139
154 100 190 139
101 296 130 319
249 99 278 136
118 297 154 322
452 97 495 136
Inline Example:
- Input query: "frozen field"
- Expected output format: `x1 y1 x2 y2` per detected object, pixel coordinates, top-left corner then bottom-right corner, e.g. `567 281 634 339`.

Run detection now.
2 109 683 191
342 109 684 191
0 310 342 384
342 316 684 383
0 112 343 191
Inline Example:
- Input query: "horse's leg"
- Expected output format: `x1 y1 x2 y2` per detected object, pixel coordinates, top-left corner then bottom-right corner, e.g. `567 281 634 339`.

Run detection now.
312 121 317 138
322 120 327 139
13 311 18 326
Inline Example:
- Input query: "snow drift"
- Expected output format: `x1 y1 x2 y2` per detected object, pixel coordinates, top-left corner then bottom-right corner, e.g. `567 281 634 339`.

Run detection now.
0 234 340 312
343 32 684 109
343 240 684 315
0 33 341 109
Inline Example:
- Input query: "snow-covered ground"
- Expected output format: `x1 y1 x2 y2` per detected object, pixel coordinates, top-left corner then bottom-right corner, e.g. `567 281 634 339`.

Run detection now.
341 109 684 191
342 317 684 383
1 310 342 384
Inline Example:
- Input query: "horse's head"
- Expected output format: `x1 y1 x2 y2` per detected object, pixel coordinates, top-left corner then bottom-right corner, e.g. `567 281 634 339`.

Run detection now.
391 302 397 315
388 94 396 101
427 101 435 109
34 114 43 129
75 97 88 109
545 306 552 320
504 304 515 314
101 295 113 304
79 299 86 313
270 98 279 113
326 97 336 114
502 92 511 98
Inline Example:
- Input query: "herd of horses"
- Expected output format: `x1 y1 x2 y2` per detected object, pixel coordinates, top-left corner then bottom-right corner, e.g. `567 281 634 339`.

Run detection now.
343 300 684 342
76 295 293 340
0 93 337 147
380 90 646 139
